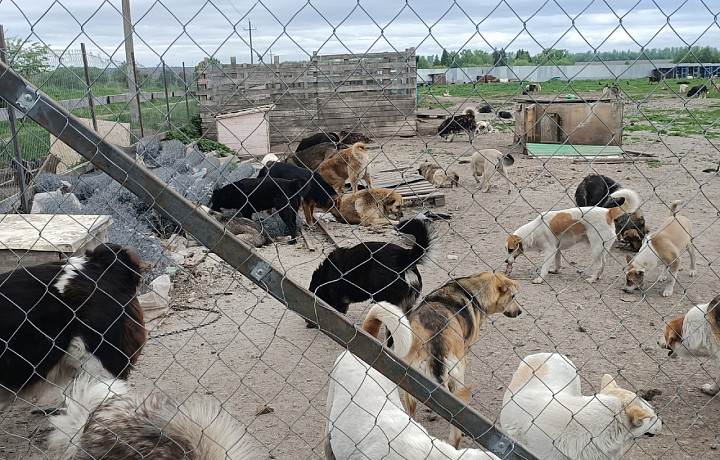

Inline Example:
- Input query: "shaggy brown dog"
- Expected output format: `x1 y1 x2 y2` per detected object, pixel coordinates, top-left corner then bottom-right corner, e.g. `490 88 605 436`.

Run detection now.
437 108 476 142
317 142 372 195
417 162 460 188
363 272 521 448
327 188 404 226
285 142 346 170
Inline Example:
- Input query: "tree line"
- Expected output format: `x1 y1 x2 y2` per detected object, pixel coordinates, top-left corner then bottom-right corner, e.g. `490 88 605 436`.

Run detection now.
417 46 720 69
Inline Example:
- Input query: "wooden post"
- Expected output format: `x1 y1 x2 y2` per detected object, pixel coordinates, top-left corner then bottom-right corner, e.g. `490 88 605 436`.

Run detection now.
121 0 141 141
182 61 190 124
162 61 170 129
130 52 144 137
0 24 30 212
80 43 99 132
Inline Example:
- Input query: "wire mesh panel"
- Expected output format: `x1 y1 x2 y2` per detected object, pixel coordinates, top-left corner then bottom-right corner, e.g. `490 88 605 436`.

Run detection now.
0 1 719 459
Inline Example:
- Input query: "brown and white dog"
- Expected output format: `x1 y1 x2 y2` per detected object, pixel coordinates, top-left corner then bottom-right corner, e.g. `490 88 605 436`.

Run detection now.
317 142 372 195
659 295 720 395
624 200 696 297
474 120 495 135
418 162 460 188
49 374 256 459
328 188 404 227
362 272 521 448
506 189 640 284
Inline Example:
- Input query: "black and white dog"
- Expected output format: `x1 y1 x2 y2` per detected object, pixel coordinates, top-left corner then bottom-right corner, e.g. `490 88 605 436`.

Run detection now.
307 218 437 327
0 243 149 410
687 85 708 98
437 108 476 142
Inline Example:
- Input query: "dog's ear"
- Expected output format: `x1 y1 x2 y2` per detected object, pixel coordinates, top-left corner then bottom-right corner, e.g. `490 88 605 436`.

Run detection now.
600 374 618 391
626 254 633 263
626 406 655 427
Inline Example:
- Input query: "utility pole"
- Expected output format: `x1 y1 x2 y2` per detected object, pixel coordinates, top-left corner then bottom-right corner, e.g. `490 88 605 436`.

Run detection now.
244 20 256 64
121 0 140 141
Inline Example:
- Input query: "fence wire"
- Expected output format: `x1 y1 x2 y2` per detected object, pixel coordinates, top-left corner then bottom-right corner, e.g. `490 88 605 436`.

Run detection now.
1 1 719 459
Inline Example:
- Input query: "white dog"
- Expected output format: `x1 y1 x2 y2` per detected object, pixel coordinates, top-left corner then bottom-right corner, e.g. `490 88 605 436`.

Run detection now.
659 295 720 395
471 148 514 193
679 84 688 94
474 120 495 135
324 306 499 460
501 353 662 460
505 189 640 284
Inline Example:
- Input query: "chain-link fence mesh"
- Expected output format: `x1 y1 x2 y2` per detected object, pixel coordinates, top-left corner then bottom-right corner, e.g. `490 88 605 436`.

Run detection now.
1 1 719 459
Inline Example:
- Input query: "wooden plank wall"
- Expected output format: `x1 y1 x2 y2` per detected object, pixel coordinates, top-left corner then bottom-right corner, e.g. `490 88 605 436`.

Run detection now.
195 49 417 148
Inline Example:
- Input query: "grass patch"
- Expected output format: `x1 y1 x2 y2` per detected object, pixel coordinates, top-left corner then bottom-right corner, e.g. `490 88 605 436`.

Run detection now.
648 159 662 168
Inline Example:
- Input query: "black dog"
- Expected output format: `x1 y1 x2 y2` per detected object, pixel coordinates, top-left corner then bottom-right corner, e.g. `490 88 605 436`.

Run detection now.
257 162 336 227
296 132 341 152
437 108 476 142
497 110 513 119
307 218 437 327
687 85 708 98
0 243 148 409
209 177 305 242
478 105 493 113
574 174 649 251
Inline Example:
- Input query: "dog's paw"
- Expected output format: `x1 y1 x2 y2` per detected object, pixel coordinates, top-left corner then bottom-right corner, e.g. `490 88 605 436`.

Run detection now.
701 383 720 396
690 270 697 277
548 268 560 274
585 276 597 283
662 289 673 297
532 277 544 284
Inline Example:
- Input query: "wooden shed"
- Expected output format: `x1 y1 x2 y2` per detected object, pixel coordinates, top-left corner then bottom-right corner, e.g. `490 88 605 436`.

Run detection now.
514 98 623 155
215 105 273 158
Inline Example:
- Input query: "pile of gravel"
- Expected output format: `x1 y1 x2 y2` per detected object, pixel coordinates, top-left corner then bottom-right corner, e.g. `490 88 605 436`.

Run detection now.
33 137 296 274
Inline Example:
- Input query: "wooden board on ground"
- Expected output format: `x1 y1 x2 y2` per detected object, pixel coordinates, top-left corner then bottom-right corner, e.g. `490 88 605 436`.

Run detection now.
349 167 445 208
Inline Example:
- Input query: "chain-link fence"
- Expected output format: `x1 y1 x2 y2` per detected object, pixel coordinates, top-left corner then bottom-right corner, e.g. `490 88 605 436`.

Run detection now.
1 1 719 459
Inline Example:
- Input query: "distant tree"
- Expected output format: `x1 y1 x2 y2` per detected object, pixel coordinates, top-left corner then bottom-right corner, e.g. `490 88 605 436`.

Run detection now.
417 55 432 69
433 55 440 66
673 46 720 64
3 37 51 77
514 49 532 62
534 48 574 66
440 49 450 66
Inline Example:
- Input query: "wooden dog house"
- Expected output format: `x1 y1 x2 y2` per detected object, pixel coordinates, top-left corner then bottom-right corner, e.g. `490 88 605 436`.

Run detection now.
514 98 623 156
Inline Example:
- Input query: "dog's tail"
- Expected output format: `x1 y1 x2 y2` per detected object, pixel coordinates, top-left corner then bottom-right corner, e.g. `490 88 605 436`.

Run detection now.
351 142 366 154
395 218 438 266
708 294 720 342
362 302 413 358
607 188 641 221
501 153 515 168
463 107 477 118
669 200 684 215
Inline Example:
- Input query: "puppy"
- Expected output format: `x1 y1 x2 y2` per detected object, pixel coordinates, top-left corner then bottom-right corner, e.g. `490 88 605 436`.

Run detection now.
326 348 499 459
437 108 476 142
296 131 341 152
308 218 436 327
49 374 256 459
257 161 337 228
209 176 305 242
471 149 514 193
525 83 541 94
201 205 272 247
501 353 661 460
624 200 696 297
328 188 403 227
574 174 649 251
363 272 521 448
506 188 640 284
474 120 495 135
285 142 347 170
418 162 460 188
317 142 372 195
659 294 720 395
679 83 688 94
0 244 148 410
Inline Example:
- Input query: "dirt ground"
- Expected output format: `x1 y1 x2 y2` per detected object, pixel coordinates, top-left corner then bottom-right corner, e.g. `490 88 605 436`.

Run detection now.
2 92 719 460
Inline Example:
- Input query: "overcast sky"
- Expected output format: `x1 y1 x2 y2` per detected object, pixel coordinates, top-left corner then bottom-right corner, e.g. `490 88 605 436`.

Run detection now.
1 0 718 68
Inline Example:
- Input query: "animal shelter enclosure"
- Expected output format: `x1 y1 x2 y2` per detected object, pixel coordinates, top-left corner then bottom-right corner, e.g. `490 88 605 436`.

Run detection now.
1 1 720 460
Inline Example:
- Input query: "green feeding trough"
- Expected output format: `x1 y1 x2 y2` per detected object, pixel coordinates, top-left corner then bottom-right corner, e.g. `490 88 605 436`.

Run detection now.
526 143 625 158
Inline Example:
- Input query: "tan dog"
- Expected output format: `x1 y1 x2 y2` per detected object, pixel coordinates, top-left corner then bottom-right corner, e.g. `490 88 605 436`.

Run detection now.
328 188 403 226
317 142 371 195
417 162 459 188
471 149 514 193
659 294 720 395
363 272 522 448
624 200 696 297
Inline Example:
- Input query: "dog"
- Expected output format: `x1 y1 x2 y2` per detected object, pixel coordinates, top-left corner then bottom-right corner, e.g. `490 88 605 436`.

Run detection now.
49 374 256 459
679 83 689 94
624 200 696 297
437 108 476 142
505 188 640 284
363 272 521 448
327 188 404 227
687 85 708 98
201 205 272 247
418 162 460 188
478 104 493 113
0 243 148 410
261 153 279 166
659 294 720 395
500 353 662 460
286 142 347 170
525 83 541 94
209 177 305 243
497 110 513 119
474 120 495 135
574 174 649 251
325 347 500 459
308 218 436 328
296 132 341 152
471 149 514 193
257 161 337 228
317 142 372 195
